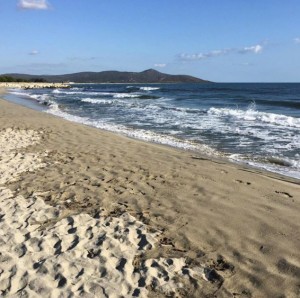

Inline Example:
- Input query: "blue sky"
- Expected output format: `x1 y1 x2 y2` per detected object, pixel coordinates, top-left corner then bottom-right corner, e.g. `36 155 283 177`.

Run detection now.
0 0 299 82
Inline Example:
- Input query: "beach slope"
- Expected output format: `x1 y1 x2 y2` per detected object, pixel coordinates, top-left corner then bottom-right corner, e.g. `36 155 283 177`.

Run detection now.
0 94 299 297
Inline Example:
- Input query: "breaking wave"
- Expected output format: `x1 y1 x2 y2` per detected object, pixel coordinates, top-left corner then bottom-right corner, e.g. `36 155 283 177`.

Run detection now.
208 106 300 128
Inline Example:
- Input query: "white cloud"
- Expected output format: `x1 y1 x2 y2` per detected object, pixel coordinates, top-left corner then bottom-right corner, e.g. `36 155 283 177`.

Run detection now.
239 44 263 54
179 49 231 61
179 53 203 61
154 63 166 68
18 0 50 10
29 50 39 55
294 37 300 44
179 44 263 61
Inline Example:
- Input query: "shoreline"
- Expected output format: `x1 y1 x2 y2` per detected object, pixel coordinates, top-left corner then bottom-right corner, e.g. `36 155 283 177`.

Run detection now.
0 82 70 89
4 87 300 183
0 90 300 297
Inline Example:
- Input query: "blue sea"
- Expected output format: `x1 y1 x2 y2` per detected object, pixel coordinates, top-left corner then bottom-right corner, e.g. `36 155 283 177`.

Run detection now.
6 83 300 179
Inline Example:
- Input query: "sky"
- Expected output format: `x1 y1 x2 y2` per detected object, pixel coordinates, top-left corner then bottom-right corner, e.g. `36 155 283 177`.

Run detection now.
0 0 300 82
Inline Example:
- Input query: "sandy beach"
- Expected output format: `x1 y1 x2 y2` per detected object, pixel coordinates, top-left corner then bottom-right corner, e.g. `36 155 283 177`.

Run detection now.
0 89 299 297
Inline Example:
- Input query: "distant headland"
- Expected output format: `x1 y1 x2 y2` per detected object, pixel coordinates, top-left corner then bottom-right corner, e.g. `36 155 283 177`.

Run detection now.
1 69 211 84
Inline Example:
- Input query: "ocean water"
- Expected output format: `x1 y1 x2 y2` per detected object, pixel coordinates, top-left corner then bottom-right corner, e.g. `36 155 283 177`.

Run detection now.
6 83 300 179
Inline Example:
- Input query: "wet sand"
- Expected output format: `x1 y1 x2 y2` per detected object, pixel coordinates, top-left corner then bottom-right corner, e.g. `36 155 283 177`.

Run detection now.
0 91 299 297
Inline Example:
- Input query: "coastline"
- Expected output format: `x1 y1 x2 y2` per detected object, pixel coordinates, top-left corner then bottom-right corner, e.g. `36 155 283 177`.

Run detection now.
0 90 300 297
0 82 70 89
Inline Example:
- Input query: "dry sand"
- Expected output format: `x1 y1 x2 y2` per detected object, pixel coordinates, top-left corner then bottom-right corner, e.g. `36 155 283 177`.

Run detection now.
0 91 299 297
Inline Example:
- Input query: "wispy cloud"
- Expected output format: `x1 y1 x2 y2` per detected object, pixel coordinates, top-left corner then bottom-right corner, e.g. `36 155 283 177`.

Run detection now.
238 44 263 54
179 44 264 61
18 0 50 10
29 50 39 55
179 49 231 61
294 37 300 44
154 63 166 68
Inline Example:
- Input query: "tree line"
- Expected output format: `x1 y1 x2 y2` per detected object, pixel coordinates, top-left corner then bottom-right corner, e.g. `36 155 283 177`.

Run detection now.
0 76 47 83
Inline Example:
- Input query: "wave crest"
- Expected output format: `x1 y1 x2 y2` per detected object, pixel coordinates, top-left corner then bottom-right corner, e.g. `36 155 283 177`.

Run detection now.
139 87 160 91
208 107 300 128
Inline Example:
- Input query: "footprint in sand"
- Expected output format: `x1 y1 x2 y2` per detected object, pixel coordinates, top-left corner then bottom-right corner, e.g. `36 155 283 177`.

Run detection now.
0 128 224 297
275 190 293 198
235 179 251 185
1 186 213 297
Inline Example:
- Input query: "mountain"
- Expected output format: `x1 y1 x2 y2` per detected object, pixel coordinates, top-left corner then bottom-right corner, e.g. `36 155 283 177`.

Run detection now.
4 69 210 83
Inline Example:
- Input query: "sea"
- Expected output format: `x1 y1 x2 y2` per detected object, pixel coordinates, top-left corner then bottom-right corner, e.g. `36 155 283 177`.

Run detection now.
6 83 300 180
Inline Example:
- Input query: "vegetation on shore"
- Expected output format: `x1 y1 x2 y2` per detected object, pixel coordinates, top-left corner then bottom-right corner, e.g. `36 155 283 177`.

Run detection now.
2 69 210 83
0 76 47 83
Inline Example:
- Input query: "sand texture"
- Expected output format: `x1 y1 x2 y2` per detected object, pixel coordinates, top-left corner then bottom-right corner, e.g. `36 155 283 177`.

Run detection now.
0 188 202 297
0 127 214 297
0 95 300 297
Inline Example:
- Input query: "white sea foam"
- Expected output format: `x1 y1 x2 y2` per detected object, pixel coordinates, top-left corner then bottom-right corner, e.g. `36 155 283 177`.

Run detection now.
208 107 300 128
17 92 61 111
229 154 300 179
249 159 300 179
113 93 140 98
52 89 103 96
29 94 51 104
140 87 160 91
96 92 114 96
81 98 113 105
8 90 28 97
46 104 216 156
